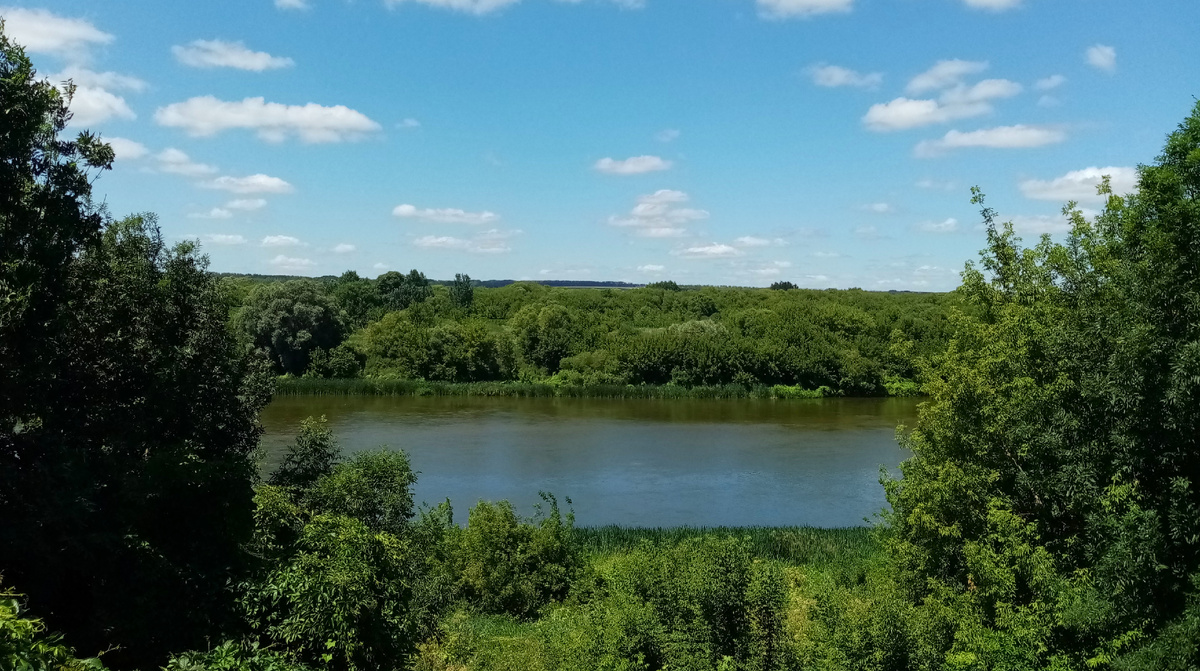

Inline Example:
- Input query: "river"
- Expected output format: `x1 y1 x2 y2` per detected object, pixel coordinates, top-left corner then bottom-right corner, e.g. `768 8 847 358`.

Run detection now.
259 395 920 528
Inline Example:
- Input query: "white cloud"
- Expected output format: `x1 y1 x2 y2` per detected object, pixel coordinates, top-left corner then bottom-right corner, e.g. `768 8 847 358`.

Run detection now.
155 96 381 143
172 40 294 71
916 178 956 190
917 217 959 233
656 129 680 143
52 66 147 92
0 7 112 59
392 203 500 225
594 155 672 175
1018 166 1138 204
734 236 771 247
915 125 1066 157
275 0 309 9
862 202 893 213
1038 95 1060 108
962 0 1021 11
262 235 303 247
1035 74 1066 91
674 243 743 259
384 0 521 15
225 198 267 211
808 63 882 89
373 262 389 270
906 59 988 95
756 0 854 19
412 229 515 254
268 254 316 271
864 77 1021 132
156 148 219 177
189 208 233 220
204 234 247 245
333 243 357 254
854 225 880 240
609 190 709 238
63 86 136 126
1005 214 1071 236
398 118 421 128
106 136 149 160
204 174 294 194
1086 45 1116 72
638 264 666 272
811 251 841 258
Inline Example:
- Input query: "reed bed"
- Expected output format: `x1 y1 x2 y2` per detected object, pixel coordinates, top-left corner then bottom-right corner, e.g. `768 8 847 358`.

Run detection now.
573 525 879 565
275 377 835 401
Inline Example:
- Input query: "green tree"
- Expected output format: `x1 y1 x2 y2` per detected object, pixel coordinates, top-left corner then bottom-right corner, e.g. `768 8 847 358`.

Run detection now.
768 281 797 291
511 303 579 372
884 102 1200 667
328 270 383 329
449 273 474 310
377 269 432 312
238 280 347 375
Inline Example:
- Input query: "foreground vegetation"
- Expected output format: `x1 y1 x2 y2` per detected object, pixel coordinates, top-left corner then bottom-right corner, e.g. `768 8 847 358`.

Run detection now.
4 24 1200 671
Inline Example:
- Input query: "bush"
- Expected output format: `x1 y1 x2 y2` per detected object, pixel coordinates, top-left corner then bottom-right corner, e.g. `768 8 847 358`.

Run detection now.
448 494 581 619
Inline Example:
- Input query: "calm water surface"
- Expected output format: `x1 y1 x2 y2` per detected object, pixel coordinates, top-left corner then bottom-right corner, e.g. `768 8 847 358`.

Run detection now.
260 395 919 528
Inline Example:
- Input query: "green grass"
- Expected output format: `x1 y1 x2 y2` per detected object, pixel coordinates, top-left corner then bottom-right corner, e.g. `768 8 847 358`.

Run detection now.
574 525 880 565
275 377 845 400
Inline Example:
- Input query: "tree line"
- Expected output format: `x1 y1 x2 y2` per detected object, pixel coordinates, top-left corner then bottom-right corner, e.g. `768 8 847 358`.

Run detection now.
4 25 1200 670
225 266 957 397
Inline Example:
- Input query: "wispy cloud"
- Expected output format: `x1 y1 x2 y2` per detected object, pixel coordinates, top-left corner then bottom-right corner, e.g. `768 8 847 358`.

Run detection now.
594 155 672 175
155 96 381 143
808 63 881 89
915 125 1065 157
608 190 709 238
172 40 294 71
393 203 500 225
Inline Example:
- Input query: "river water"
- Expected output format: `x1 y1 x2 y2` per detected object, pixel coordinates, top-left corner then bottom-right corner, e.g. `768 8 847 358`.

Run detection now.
259 395 920 528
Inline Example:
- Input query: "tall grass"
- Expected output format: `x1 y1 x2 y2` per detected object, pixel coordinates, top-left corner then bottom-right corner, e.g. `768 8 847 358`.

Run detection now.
574 525 879 565
276 377 838 400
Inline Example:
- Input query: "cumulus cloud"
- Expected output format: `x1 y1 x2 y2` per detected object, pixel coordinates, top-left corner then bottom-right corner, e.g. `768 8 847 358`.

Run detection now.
105 136 149 160
412 228 517 254
915 125 1066 157
0 7 112 59
262 235 303 247
734 236 772 247
189 208 233 220
392 203 500 225
204 234 247 245
203 173 294 194
172 40 294 71
268 255 316 271
156 148 219 177
656 129 681 143
638 264 666 272
756 0 854 19
961 0 1021 11
917 217 959 233
594 155 672 175
609 190 709 238
384 0 521 15
864 72 1021 132
333 243 357 254
674 243 743 259
1018 166 1138 204
1086 45 1116 72
1035 74 1066 91
44 67 146 128
906 59 989 95
225 198 267 211
155 96 381 143
808 63 882 89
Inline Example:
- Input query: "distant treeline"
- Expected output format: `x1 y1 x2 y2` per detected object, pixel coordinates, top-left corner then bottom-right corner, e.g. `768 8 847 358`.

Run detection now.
221 270 959 396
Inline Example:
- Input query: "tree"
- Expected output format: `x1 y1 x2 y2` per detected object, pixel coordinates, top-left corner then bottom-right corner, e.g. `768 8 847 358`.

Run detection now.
883 102 1200 667
449 273 474 310
0 29 271 668
768 281 797 291
329 270 383 329
238 280 347 375
377 269 432 312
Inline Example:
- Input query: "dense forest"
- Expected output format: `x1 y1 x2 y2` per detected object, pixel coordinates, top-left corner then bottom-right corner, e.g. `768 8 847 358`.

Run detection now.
4 26 1200 671
222 270 957 398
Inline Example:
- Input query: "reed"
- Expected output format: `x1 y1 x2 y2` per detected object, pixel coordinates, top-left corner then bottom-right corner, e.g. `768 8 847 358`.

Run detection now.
275 377 841 401
573 525 879 565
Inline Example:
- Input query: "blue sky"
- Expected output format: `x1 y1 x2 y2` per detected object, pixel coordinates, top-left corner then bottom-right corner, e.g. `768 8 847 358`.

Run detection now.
4 0 1198 288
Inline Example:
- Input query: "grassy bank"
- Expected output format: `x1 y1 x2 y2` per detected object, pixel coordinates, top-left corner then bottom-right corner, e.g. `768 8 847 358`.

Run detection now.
274 377 922 400
574 525 878 564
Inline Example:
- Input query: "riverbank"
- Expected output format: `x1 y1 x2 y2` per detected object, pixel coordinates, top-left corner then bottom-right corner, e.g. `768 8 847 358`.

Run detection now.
275 377 922 400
